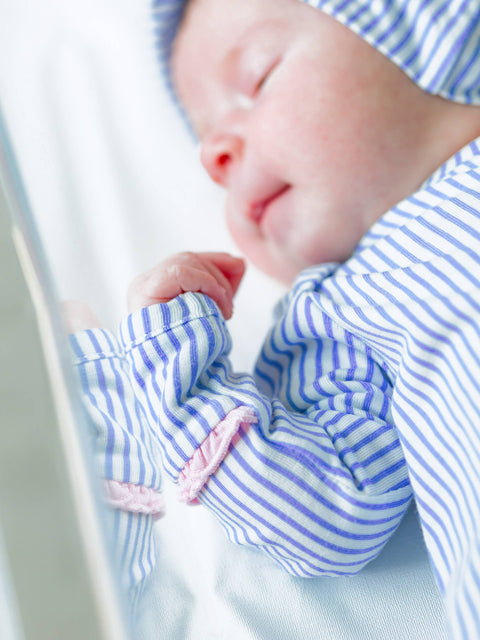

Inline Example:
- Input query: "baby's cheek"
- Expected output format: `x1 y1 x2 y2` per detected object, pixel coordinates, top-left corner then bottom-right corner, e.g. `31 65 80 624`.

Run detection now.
225 204 255 254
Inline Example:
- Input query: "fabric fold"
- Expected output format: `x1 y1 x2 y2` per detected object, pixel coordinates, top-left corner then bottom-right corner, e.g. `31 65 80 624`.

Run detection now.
104 479 166 518
178 406 258 503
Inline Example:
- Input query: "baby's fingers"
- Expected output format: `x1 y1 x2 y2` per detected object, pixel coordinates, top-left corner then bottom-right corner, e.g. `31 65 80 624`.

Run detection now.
128 263 233 318
167 264 234 318
197 253 246 297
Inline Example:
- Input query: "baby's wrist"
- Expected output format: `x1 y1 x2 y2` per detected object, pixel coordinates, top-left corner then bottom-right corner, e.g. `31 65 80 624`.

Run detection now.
127 292 173 314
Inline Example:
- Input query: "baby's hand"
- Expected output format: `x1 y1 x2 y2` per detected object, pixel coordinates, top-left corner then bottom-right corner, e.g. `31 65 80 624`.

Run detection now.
127 252 246 319
62 300 102 333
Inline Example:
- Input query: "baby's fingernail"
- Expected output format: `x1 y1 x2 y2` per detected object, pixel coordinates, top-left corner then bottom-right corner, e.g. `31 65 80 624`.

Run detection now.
232 257 245 269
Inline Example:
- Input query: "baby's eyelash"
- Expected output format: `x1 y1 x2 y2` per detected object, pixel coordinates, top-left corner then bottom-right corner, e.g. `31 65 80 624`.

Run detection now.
254 58 281 95
254 72 270 94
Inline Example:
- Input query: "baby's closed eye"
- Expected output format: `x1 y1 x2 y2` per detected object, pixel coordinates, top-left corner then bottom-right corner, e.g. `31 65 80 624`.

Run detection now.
251 56 282 96
225 22 288 98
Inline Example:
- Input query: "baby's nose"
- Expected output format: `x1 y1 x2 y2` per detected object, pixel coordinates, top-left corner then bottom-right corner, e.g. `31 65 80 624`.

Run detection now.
200 134 242 186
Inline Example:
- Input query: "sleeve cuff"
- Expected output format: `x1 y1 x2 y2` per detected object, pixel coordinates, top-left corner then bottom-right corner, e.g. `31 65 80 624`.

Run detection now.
119 293 222 350
104 480 165 519
68 328 123 365
178 406 258 503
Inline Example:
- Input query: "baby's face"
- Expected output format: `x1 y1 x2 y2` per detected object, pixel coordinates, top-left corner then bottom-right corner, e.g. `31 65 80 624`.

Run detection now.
172 0 413 283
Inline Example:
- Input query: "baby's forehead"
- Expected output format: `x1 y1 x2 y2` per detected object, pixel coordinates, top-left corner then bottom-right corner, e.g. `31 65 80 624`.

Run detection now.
155 0 304 66
173 0 297 69
153 0 302 95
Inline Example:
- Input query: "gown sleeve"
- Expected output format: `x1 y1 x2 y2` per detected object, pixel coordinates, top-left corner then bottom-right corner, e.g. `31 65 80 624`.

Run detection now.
68 328 164 616
119 267 412 578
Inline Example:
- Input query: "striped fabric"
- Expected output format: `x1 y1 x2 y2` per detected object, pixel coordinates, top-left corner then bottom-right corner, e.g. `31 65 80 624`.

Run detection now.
119 287 412 577
320 137 480 637
68 1 480 636
71 136 480 636
308 0 480 103
68 329 163 608
69 328 163 492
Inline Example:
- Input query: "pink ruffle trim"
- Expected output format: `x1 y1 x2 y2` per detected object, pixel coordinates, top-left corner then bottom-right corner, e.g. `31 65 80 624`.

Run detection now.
104 480 166 519
178 406 258 504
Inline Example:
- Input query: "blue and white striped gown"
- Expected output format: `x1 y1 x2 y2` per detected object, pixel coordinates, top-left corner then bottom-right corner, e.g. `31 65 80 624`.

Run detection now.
71 133 480 639
71 0 480 636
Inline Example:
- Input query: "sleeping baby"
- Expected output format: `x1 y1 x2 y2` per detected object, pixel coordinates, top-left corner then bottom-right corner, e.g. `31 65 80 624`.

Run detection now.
66 1 480 638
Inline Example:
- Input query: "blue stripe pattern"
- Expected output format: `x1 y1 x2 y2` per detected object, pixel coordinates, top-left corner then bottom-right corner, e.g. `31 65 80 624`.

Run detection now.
107 135 480 636
118 286 412 580
69 329 162 489
318 139 480 638
71 138 480 631
70 1 480 636
68 329 162 612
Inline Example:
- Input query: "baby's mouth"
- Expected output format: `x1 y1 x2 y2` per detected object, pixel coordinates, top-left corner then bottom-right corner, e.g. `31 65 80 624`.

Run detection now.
247 185 291 225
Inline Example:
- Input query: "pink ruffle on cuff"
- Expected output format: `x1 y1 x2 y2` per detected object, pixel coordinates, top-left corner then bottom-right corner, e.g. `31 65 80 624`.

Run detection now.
104 480 166 520
178 406 258 504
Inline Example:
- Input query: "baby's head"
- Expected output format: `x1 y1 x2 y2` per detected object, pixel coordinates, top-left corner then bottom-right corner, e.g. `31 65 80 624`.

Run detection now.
157 0 478 283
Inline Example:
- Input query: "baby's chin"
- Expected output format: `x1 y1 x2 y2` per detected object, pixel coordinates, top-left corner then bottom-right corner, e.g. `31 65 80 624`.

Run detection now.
266 244 359 284
250 250 313 286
